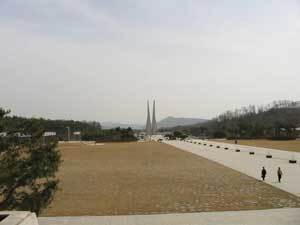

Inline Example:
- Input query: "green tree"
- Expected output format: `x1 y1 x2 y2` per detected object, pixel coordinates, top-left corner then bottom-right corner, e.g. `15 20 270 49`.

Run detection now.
0 108 61 214
173 131 188 139
81 127 137 142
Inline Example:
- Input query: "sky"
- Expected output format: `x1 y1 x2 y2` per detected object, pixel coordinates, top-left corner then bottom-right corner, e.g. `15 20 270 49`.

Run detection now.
0 0 300 124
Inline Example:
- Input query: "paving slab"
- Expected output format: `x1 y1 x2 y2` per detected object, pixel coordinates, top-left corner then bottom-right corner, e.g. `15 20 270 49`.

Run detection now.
0 211 38 225
166 140 300 196
38 208 300 225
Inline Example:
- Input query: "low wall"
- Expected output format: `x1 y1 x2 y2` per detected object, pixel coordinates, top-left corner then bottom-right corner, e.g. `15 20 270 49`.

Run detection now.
0 211 38 225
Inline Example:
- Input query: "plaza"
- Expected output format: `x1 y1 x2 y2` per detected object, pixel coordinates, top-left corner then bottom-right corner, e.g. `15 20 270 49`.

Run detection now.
42 142 300 217
2 139 300 225
166 139 300 196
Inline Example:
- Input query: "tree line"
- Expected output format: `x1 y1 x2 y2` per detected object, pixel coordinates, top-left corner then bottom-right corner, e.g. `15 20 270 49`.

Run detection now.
2 115 102 140
81 127 137 142
169 100 300 140
1 113 137 142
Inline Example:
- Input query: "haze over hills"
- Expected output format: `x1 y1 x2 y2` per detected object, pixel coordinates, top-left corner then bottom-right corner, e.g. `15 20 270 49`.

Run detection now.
158 117 207 128
102 117 207 130
171 100 300 139
101 122 144 130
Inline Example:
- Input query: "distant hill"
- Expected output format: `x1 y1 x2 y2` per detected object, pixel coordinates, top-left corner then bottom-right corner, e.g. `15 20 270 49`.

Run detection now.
102 117 207 130
101 122 144 130
175 100 300 139
158 116 207 128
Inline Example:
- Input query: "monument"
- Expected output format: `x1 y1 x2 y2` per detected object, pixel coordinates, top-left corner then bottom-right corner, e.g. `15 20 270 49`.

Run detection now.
145 100 152 138
145 100 158 139
152 100 157 135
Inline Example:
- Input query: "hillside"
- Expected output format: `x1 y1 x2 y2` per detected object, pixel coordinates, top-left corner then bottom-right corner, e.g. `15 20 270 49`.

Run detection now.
158 116 207 128
102 117 207 130
173 100 300 139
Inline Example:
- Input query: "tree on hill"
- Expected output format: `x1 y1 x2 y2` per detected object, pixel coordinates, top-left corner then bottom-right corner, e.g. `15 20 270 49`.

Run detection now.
164 131 187 140
173 131 188 139
171 100 300 140
2 116 102 141
0 108 61 214
81 127 137 142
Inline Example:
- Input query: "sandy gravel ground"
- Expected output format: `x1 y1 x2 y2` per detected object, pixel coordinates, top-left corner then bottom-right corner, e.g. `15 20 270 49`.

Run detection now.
42 142 300 216
213 139 300 153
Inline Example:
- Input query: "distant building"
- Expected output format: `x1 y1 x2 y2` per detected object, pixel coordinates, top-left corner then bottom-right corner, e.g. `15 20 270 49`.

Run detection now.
43 132 56 137
73 131 81 141
42 132 57 144
1 132 32 138
15 132 31 138
0 132 7 137
137 132 146 139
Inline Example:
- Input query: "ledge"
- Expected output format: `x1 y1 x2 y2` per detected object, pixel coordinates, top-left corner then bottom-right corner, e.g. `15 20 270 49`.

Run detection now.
0 211 38 225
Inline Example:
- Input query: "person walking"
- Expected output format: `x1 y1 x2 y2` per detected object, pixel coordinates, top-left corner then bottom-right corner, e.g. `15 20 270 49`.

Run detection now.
277 167 283 183
261 167 267 181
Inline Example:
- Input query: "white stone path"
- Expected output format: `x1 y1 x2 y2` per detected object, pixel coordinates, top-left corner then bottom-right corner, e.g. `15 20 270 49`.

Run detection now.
38 208 300 225
166 140 300 196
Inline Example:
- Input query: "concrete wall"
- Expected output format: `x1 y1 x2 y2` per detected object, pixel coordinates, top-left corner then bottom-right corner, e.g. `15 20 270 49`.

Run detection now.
0 211 38 225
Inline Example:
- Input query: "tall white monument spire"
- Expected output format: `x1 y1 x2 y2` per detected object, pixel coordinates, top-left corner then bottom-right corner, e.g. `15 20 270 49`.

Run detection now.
145 100 152 137
152 100 157 135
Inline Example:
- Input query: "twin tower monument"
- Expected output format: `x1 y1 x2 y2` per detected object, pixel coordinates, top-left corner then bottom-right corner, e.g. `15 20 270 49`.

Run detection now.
145 100 157 137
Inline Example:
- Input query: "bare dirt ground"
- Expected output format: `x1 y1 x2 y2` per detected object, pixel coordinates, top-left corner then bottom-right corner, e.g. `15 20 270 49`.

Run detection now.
213 139 300 153
42 142 300 216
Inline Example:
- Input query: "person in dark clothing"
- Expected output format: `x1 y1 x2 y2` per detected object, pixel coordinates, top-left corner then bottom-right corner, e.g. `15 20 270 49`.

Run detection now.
277 167 283 183
261 167 267 181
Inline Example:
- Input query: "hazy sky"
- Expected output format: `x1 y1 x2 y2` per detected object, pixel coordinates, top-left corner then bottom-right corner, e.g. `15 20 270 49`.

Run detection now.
0 0 300 123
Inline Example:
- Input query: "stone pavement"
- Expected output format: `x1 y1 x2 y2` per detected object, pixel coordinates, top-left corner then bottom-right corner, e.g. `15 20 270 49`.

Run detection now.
38 139 300 225
166 140 300 196
38 208 300 225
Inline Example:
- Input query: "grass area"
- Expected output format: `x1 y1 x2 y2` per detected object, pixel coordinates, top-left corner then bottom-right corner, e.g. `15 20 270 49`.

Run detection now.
42 142 300 216
213 139 300 153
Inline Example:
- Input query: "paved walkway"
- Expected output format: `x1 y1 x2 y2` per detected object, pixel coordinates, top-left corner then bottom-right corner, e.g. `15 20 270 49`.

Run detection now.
166 140 300 196
38 208 300 225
